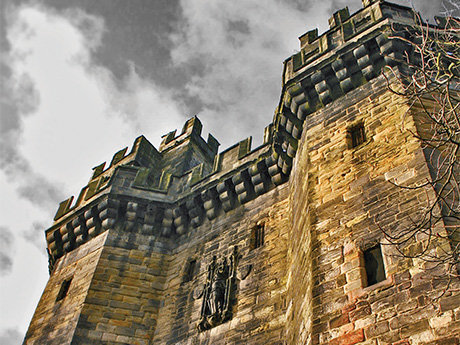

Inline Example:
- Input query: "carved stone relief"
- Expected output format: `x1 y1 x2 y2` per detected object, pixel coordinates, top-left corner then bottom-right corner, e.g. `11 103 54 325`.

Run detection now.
197 246 238 332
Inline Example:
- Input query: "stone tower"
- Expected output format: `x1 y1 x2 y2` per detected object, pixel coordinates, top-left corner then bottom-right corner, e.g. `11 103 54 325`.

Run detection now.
24 1 459 344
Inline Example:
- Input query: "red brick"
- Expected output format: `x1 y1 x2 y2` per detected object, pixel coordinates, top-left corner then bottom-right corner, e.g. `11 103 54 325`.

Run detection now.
330 313 350 329
329 329 364 345
342 303 356 313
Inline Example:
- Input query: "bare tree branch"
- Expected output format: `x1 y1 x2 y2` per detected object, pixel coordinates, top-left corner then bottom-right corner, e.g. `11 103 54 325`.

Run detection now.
382 13 460 289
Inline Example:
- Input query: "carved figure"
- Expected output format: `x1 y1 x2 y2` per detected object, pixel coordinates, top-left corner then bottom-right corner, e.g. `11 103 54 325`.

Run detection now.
208 259 228 315
197 247 238 332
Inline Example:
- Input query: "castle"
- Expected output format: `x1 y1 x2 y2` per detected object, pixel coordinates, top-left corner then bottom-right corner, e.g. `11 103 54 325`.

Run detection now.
24 1 460 344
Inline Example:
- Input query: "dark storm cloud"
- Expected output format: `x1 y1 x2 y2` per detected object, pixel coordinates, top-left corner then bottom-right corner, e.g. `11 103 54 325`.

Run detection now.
0 227 15 276
0 328 22 345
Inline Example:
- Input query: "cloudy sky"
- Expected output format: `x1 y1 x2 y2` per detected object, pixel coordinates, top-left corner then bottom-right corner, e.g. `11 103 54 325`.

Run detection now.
0 0 457 343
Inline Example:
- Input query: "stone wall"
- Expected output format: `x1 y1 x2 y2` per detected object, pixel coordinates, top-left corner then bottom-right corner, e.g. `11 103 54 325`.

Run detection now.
71 231 173 345
24 232 108 344
23 1 460 344
289 74 460 345
152 184 290 344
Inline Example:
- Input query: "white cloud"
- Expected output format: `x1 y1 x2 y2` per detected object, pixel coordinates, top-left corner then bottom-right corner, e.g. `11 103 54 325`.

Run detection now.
0 231 49 337
101 61 189 137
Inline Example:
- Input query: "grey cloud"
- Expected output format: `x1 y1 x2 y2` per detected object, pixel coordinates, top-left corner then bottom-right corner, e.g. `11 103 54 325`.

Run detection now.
0 136 65 211
0 100 20 137
0 226 15 276
23 221 48 254
0 255 14 276
227 19 250 35
0 328 23 345
386 0 457 20
0 63 40 137
5 72 41 117
169 1 315 147
226 19 251 48
169 0 453 150
407 0 443 20
17 175 64 210
63 6 106 51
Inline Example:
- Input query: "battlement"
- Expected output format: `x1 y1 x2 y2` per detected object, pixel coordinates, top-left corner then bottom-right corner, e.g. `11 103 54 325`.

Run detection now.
54 136 161 220
286 0 421 85
159 116 219 154
46 114 285 268
26 2 460 345
45 0 454 273
45 0 426 269
295 0 415 64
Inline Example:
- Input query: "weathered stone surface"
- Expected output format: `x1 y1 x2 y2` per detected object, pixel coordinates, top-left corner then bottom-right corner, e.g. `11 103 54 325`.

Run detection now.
24 1 460 345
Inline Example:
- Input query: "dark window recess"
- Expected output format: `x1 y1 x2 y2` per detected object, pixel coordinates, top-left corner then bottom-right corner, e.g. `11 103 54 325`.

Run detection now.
250 225 265 250
363 245 385 286
56 278 72 302
349 123 366 148
186 259 196 281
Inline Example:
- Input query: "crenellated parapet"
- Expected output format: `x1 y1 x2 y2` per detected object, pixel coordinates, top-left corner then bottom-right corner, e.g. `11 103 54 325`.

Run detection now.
27 1 460 344
53 135 163 221
286 0 415 81
46 0 441 272
46 116 286 271
270 0 420 182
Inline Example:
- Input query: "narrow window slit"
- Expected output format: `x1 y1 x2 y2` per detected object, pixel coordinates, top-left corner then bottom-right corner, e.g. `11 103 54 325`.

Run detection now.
250 224 265 250
348 123 366 148
363 245 385 286
186 259 196 281
56 277 72 302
